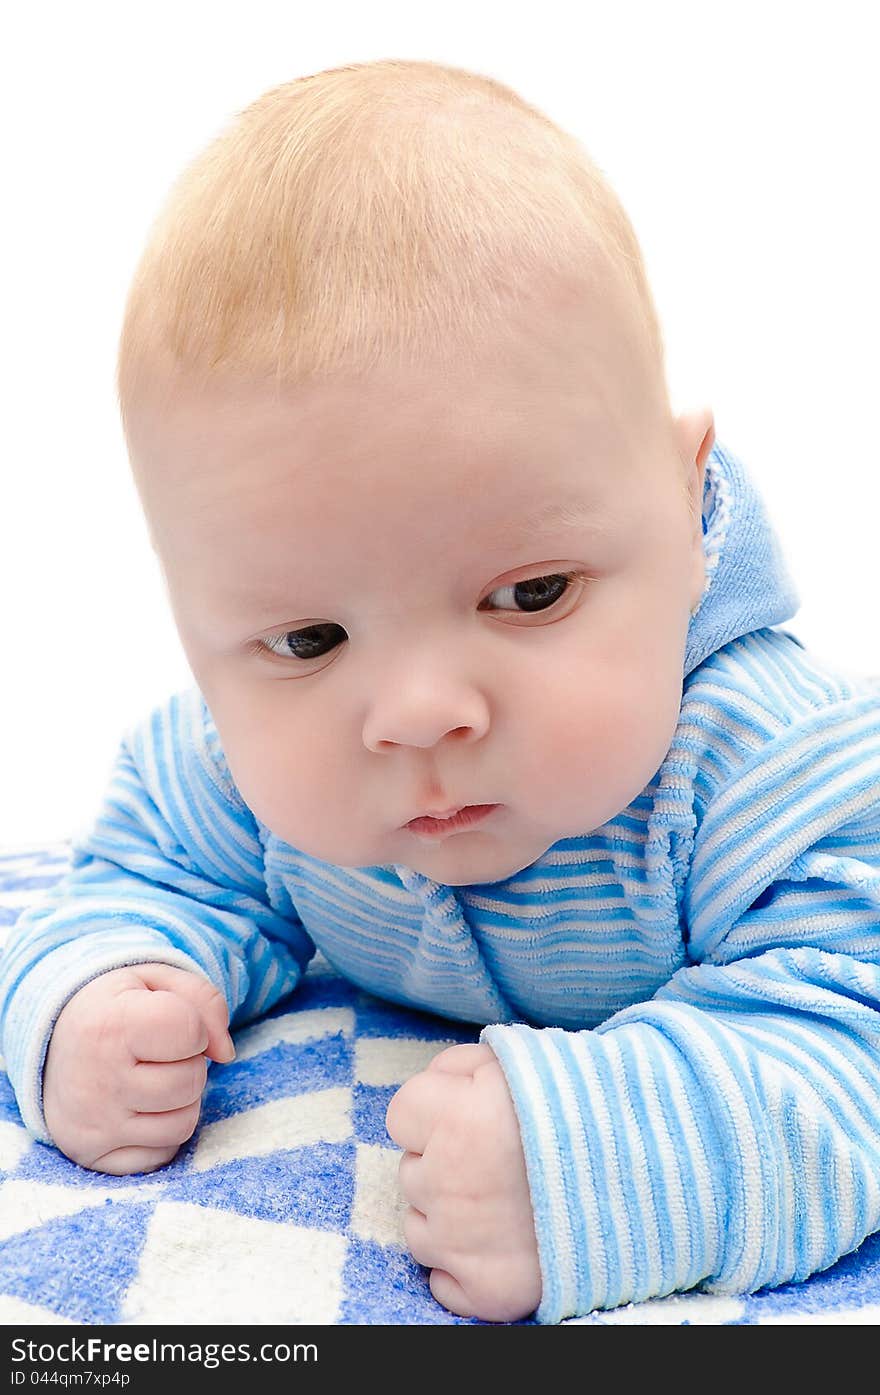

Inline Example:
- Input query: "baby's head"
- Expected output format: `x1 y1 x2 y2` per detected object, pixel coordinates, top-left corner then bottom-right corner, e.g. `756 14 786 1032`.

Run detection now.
117 59 714 887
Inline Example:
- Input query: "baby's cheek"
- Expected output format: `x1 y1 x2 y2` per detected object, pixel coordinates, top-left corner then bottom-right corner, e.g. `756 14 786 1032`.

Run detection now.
593 671 684 797
507 694 607 821
524 677 668 828
589 685 650 755
259 765 337 845
219 722 334 843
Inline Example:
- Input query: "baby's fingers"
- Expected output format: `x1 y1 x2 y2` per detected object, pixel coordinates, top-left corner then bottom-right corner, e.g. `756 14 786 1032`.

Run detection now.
126 1054 208 1113
128 965 235 1064
120 987 210 1063
427 1043 496 1075
386 1071 468 1154
90 1099 203 1176
124 1099 202 1151
88 1144 184 1177
428 1269 479 1319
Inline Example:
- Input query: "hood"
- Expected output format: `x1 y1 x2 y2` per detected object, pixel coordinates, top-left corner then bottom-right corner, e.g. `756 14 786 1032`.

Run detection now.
684 438 800 678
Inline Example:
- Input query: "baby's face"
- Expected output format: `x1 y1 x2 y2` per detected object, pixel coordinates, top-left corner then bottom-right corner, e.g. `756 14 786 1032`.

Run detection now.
128 284 709 885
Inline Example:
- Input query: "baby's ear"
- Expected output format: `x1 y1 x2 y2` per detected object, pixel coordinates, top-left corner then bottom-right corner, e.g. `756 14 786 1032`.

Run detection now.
674 407 714 525
694 409 716 473
675 405 715 477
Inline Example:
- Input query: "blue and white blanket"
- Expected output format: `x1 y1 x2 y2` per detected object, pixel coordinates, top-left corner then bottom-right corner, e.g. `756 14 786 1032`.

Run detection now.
1 842 879 1326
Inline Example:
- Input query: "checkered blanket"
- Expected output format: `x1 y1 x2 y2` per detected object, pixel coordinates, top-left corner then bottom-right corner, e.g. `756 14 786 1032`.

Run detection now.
2 844 879 1326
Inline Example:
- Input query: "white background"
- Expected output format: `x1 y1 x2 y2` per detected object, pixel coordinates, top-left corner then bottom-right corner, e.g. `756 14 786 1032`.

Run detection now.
2 0 878 847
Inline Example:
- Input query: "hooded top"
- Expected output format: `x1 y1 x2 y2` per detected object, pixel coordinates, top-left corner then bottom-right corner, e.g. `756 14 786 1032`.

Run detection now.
2 438 880 1323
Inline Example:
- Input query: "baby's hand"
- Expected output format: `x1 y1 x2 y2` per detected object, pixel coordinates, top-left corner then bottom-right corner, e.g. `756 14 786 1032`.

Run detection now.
385 1042 542 1323
42 962 235 1175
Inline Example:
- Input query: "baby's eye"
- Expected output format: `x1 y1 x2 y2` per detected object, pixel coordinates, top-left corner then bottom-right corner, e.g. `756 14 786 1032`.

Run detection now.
256 571 584 665
480 570 583 615
261 622 347 661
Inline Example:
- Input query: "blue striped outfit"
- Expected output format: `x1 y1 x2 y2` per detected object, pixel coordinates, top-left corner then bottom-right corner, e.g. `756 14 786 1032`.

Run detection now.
2 439 880 1323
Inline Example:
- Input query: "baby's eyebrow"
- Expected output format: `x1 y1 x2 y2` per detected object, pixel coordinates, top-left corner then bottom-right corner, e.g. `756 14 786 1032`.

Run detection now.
496 498 613 548
220 498 613 623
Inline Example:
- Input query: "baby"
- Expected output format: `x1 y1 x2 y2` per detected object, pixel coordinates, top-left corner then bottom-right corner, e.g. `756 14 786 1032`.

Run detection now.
3 57 880 1326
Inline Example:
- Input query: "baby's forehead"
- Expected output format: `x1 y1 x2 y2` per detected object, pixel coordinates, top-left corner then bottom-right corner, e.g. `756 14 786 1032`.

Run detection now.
129 281 667 563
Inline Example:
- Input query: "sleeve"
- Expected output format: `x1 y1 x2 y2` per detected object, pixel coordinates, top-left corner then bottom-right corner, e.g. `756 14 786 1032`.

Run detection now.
481 689 880 1323
0 688 315 1145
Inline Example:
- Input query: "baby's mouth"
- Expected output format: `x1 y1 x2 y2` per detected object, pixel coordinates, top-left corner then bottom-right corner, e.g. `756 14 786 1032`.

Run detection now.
404 804 500 838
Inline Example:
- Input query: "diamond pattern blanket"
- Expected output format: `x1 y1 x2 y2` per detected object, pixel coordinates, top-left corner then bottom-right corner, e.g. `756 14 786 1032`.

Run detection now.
1 843 879 1326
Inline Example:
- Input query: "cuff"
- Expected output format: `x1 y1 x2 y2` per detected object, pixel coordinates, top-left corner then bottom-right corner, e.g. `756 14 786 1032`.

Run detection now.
481 1018 725 1323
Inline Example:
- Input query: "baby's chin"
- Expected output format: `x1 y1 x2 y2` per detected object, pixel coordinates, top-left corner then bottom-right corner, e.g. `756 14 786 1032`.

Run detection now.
390 832 562 888
259 815 566 886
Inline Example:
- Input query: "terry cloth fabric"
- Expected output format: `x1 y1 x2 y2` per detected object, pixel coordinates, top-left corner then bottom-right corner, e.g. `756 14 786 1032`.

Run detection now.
2 438 880 1324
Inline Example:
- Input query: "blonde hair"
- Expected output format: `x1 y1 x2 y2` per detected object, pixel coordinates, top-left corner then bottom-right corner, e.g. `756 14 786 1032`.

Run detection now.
116 58 671 435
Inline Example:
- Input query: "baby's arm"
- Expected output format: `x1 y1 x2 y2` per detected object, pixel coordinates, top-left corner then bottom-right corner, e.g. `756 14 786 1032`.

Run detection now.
479 690 880 1322
0 689 314 1163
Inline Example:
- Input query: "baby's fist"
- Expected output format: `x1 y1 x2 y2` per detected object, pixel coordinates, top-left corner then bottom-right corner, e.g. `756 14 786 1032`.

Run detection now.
386 1042 542 1322
43 961 235 1175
